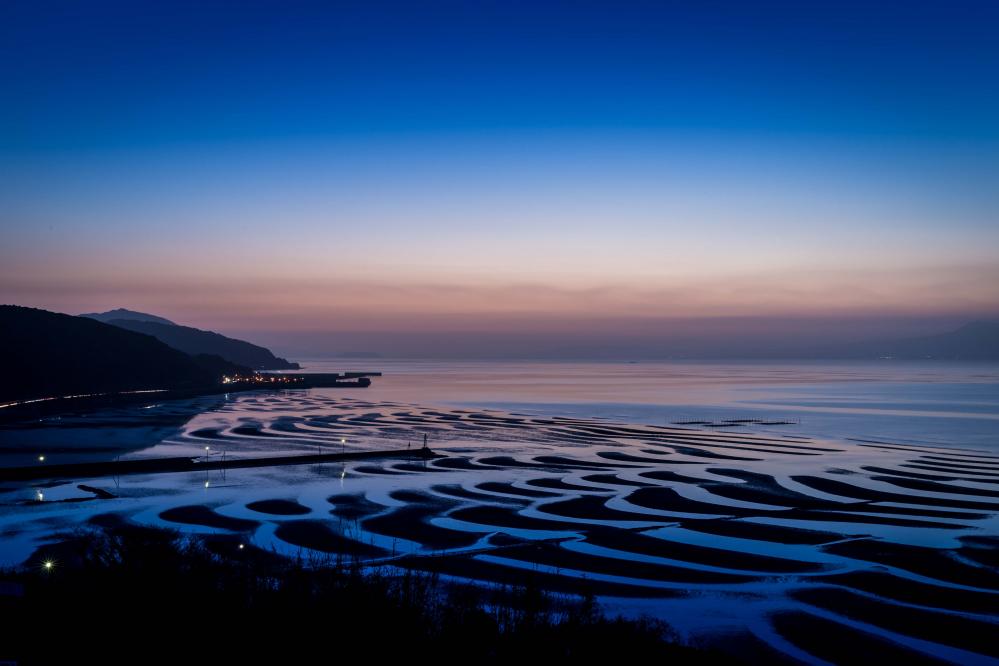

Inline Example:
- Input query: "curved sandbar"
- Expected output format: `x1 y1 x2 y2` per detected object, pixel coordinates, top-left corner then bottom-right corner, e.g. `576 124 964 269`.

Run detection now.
0 446 440 482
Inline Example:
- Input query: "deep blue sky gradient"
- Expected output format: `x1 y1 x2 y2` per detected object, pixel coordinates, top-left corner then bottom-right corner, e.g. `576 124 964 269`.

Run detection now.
4 0 999 150
2 1 997 354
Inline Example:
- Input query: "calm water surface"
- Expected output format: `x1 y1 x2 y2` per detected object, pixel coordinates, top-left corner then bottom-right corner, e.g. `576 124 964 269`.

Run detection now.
308 359 999 450
2 360 998 662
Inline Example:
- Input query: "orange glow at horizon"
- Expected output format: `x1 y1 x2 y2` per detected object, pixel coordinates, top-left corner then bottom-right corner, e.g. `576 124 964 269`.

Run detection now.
4 261 997 334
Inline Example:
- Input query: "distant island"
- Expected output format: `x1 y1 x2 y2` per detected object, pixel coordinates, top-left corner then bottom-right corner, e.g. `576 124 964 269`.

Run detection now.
82 309 300 370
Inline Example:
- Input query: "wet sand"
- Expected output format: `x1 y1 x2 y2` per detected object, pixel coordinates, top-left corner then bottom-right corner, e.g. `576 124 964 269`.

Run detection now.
3 393 998 663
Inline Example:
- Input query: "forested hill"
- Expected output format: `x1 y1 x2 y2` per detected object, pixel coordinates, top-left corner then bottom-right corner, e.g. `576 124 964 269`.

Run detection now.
0 305 247 403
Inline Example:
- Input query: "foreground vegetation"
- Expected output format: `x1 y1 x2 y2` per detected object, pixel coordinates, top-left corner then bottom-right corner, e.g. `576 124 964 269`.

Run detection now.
0 525 730 664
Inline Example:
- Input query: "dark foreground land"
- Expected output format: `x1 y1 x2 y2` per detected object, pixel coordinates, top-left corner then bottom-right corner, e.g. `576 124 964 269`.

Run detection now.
0 526 730 664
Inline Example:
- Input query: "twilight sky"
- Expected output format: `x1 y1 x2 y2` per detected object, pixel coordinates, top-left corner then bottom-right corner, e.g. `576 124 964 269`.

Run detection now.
2 1 998 357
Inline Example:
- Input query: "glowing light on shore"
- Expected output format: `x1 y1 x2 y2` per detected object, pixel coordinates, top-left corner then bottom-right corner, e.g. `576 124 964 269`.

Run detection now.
0 389 167 410
43 560 54 571
38 455 45 462
220 374 303 386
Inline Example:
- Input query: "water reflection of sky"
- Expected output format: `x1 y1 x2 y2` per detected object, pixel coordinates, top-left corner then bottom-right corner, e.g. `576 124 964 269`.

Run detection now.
331 359 999 450
2 374 997 662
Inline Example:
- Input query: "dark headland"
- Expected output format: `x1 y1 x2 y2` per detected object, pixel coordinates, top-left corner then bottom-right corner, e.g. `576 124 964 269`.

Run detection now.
0 305 377 422
83 308 301 369
0 305 248 404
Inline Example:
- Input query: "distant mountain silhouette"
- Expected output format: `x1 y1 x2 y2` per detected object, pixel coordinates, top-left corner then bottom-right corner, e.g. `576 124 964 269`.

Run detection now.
827 321 999 360
0 305 249 403
105 319 300 370
337 351 382 359
82 309 299 370
81 308 176 326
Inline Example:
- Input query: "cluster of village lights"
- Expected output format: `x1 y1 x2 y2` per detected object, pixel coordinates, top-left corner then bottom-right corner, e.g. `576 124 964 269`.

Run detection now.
220 375 304 385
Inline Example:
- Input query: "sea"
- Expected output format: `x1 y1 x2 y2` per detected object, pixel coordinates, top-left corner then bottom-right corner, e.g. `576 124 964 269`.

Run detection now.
307 359 999 450
2 359 998 662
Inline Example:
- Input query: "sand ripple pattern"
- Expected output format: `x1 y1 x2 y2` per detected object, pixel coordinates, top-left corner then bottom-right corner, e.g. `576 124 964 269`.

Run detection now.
106 395 999 662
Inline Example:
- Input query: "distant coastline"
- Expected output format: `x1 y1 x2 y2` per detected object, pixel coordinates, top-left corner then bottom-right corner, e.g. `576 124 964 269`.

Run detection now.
0 371 380 424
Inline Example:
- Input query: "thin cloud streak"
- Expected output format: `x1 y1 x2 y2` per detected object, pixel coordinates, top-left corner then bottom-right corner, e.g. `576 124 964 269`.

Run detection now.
3 263 996 335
